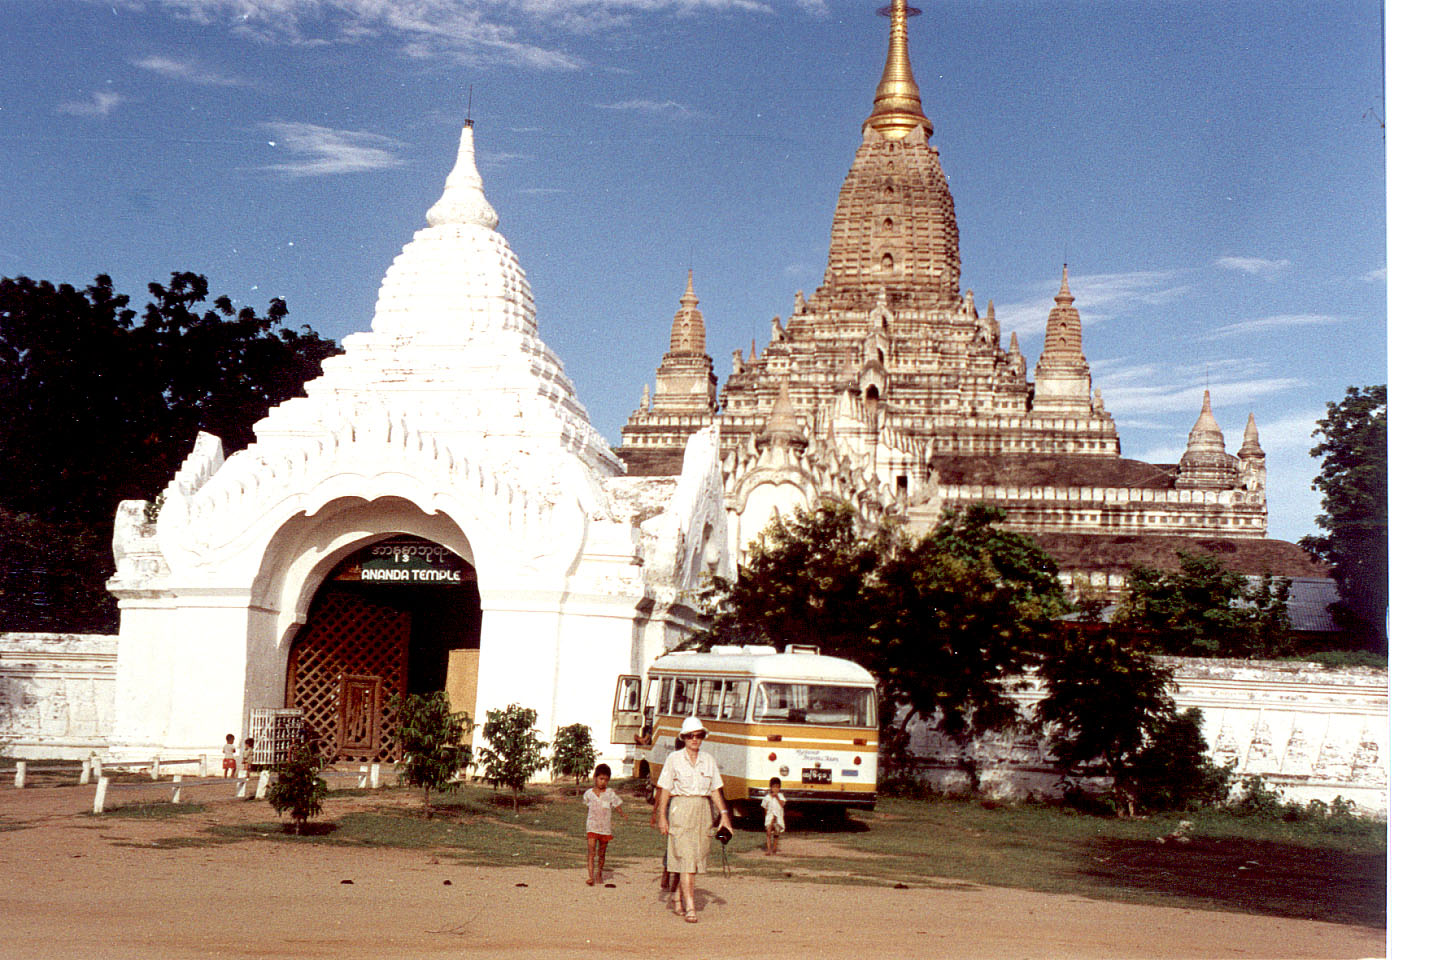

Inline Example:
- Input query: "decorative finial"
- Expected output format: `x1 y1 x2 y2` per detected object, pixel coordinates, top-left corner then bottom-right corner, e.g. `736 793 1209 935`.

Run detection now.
865 1 932 141
426 122 498 229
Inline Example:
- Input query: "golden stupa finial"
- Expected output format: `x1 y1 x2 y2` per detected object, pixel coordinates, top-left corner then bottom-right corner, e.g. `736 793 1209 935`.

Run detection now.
865 1 932 141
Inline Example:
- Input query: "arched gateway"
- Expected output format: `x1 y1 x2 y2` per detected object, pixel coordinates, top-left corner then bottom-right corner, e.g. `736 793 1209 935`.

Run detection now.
286 536 480 762
105 122 731 773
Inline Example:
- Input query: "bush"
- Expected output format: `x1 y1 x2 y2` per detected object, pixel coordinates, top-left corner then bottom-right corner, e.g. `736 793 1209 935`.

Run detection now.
475 703 548 812
268 739 328 832
550 723 598 789
389 691 472 816
1128 709 1235 813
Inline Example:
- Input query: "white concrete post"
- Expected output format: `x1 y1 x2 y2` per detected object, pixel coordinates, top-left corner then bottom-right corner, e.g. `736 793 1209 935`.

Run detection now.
254 770 271 801
79 760 91 785
235 778 248 798
91 756 103 779
149 757 160 780
171 775 183 804
370 762 381 789
357 772 368 789
93 777 110 814
197 754 207 778
13 761 25 789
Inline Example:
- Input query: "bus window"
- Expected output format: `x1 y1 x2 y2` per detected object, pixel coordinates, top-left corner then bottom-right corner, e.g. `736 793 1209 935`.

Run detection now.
671 677 697 716
720 680 750 720
696 678 723 718
658 677 674 715
755 683 876 726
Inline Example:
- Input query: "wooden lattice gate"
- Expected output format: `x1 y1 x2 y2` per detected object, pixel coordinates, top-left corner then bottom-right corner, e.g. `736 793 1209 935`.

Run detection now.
286 589 410 762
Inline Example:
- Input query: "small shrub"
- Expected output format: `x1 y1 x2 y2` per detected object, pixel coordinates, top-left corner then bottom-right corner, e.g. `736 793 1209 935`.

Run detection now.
550 723 598 789
268 740 328 832
475 703 548 812
390 691 472 817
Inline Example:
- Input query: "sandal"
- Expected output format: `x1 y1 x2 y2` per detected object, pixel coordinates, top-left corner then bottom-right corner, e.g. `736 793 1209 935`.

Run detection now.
670 896 683 916
684 909 698 923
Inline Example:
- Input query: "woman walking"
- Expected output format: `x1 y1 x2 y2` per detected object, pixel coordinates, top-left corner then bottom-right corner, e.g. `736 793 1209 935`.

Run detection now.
654 715 735 923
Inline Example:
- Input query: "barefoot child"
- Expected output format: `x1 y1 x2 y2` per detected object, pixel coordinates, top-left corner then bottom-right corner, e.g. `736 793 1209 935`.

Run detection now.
221 734 237 778
583 764 624 885
761 777 786 855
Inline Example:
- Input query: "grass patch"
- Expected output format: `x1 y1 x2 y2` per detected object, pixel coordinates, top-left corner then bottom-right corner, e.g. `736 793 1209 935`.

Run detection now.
101 801 208 819
104 778 1383 927
767 799 1385 927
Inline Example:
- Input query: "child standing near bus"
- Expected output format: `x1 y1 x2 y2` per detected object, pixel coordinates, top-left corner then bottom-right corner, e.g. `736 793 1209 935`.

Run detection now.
761 777 786 855
221 734 237 778
583 763 624 885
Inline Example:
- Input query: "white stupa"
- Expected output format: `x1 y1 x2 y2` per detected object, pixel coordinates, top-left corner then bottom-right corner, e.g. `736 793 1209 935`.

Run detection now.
105 122 731 769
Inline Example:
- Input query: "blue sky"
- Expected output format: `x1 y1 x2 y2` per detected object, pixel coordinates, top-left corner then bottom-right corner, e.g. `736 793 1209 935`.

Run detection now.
1 0 1386 544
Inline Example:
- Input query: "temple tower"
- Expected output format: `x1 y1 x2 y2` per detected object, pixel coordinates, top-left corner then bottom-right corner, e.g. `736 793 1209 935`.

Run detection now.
1031 265 1097 418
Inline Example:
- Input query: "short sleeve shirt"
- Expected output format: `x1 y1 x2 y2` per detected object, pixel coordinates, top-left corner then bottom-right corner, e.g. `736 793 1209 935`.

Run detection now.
583 788 622 836
656 749 722 797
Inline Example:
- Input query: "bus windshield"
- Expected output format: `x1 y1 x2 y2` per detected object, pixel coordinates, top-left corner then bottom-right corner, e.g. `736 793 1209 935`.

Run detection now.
753 683 876 726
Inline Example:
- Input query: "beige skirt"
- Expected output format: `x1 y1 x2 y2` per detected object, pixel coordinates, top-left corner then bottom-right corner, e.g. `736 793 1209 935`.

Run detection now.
666 795 712 874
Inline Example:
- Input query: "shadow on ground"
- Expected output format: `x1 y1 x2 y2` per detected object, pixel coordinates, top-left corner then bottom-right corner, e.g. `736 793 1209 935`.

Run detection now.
1081 836 1386 928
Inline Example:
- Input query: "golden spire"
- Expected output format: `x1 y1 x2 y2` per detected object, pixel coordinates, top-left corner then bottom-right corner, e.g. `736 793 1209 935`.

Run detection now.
865 1 932 141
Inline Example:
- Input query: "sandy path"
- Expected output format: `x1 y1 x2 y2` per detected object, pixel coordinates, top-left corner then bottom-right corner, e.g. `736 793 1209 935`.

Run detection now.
0 780 1385 960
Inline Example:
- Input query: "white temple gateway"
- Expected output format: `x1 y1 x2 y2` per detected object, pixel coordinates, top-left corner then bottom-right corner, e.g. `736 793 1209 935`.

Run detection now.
101 122 731 767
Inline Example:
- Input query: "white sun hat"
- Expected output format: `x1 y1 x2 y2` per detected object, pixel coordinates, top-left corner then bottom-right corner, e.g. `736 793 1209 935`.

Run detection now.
679 716 708 736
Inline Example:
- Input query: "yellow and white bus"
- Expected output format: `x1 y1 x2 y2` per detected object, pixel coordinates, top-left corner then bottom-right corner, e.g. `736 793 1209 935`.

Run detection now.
610 644 879 816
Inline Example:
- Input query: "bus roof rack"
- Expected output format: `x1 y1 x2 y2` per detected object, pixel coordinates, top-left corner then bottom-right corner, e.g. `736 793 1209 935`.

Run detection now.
743 645 777 655
784 644 820 655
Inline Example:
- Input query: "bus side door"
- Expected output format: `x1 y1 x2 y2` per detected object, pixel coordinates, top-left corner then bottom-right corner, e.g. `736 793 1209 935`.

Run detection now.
609 675 643 744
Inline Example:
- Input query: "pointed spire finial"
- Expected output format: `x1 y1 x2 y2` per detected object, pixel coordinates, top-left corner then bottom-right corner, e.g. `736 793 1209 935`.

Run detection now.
426 122 499 229
865 1 933 141
668 270 706 354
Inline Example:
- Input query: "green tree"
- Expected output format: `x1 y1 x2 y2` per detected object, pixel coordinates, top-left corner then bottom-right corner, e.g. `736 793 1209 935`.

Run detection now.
699 503 1069 785
475 703 548 811
0 272 337 632
1114 552 1292 658
551 723 599 790
1299 384 1387 651
698 501 890 654
268 740 329 833
872 506 1069 748
1036 627 1182 816
389 691 472 817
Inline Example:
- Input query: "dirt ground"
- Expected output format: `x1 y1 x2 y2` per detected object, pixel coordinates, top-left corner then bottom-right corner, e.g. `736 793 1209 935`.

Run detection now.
0 778 1385 960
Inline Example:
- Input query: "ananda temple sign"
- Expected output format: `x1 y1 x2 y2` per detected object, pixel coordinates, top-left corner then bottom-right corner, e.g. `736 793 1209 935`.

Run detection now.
328 538 475 587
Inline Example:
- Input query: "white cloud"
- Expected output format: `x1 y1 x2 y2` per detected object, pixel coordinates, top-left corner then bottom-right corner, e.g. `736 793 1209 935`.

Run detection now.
995 269 1190 336
1094 356 1305 422
1362 267 1387 284
132 54 249 85
259 122 406 176
1214 255 1291 276
113 1 806 69
1207 313 1345 338
57 91 127 117
595 98 703 119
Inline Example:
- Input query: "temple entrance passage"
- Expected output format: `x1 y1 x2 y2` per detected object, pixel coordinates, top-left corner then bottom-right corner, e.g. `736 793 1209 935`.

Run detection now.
285 537 480 762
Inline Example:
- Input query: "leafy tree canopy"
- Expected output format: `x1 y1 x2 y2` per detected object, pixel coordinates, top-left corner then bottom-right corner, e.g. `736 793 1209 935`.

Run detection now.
0 272 337 631
1299 384 1387 651
1113 552 1292 658
699 503 1069 745
551 722 600 788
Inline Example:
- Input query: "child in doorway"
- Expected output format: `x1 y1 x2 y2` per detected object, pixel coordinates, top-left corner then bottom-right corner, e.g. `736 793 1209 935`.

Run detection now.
241 737 255 778
583 763 625 885
221 734 237 778
761 777 786 855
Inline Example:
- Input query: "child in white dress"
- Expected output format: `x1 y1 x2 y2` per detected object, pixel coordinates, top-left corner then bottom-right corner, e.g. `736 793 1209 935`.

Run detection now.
761 777 786 855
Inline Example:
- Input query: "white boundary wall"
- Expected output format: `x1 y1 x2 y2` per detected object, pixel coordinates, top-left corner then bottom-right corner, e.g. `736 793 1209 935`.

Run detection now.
0 633 116 759
905 657 1389 817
